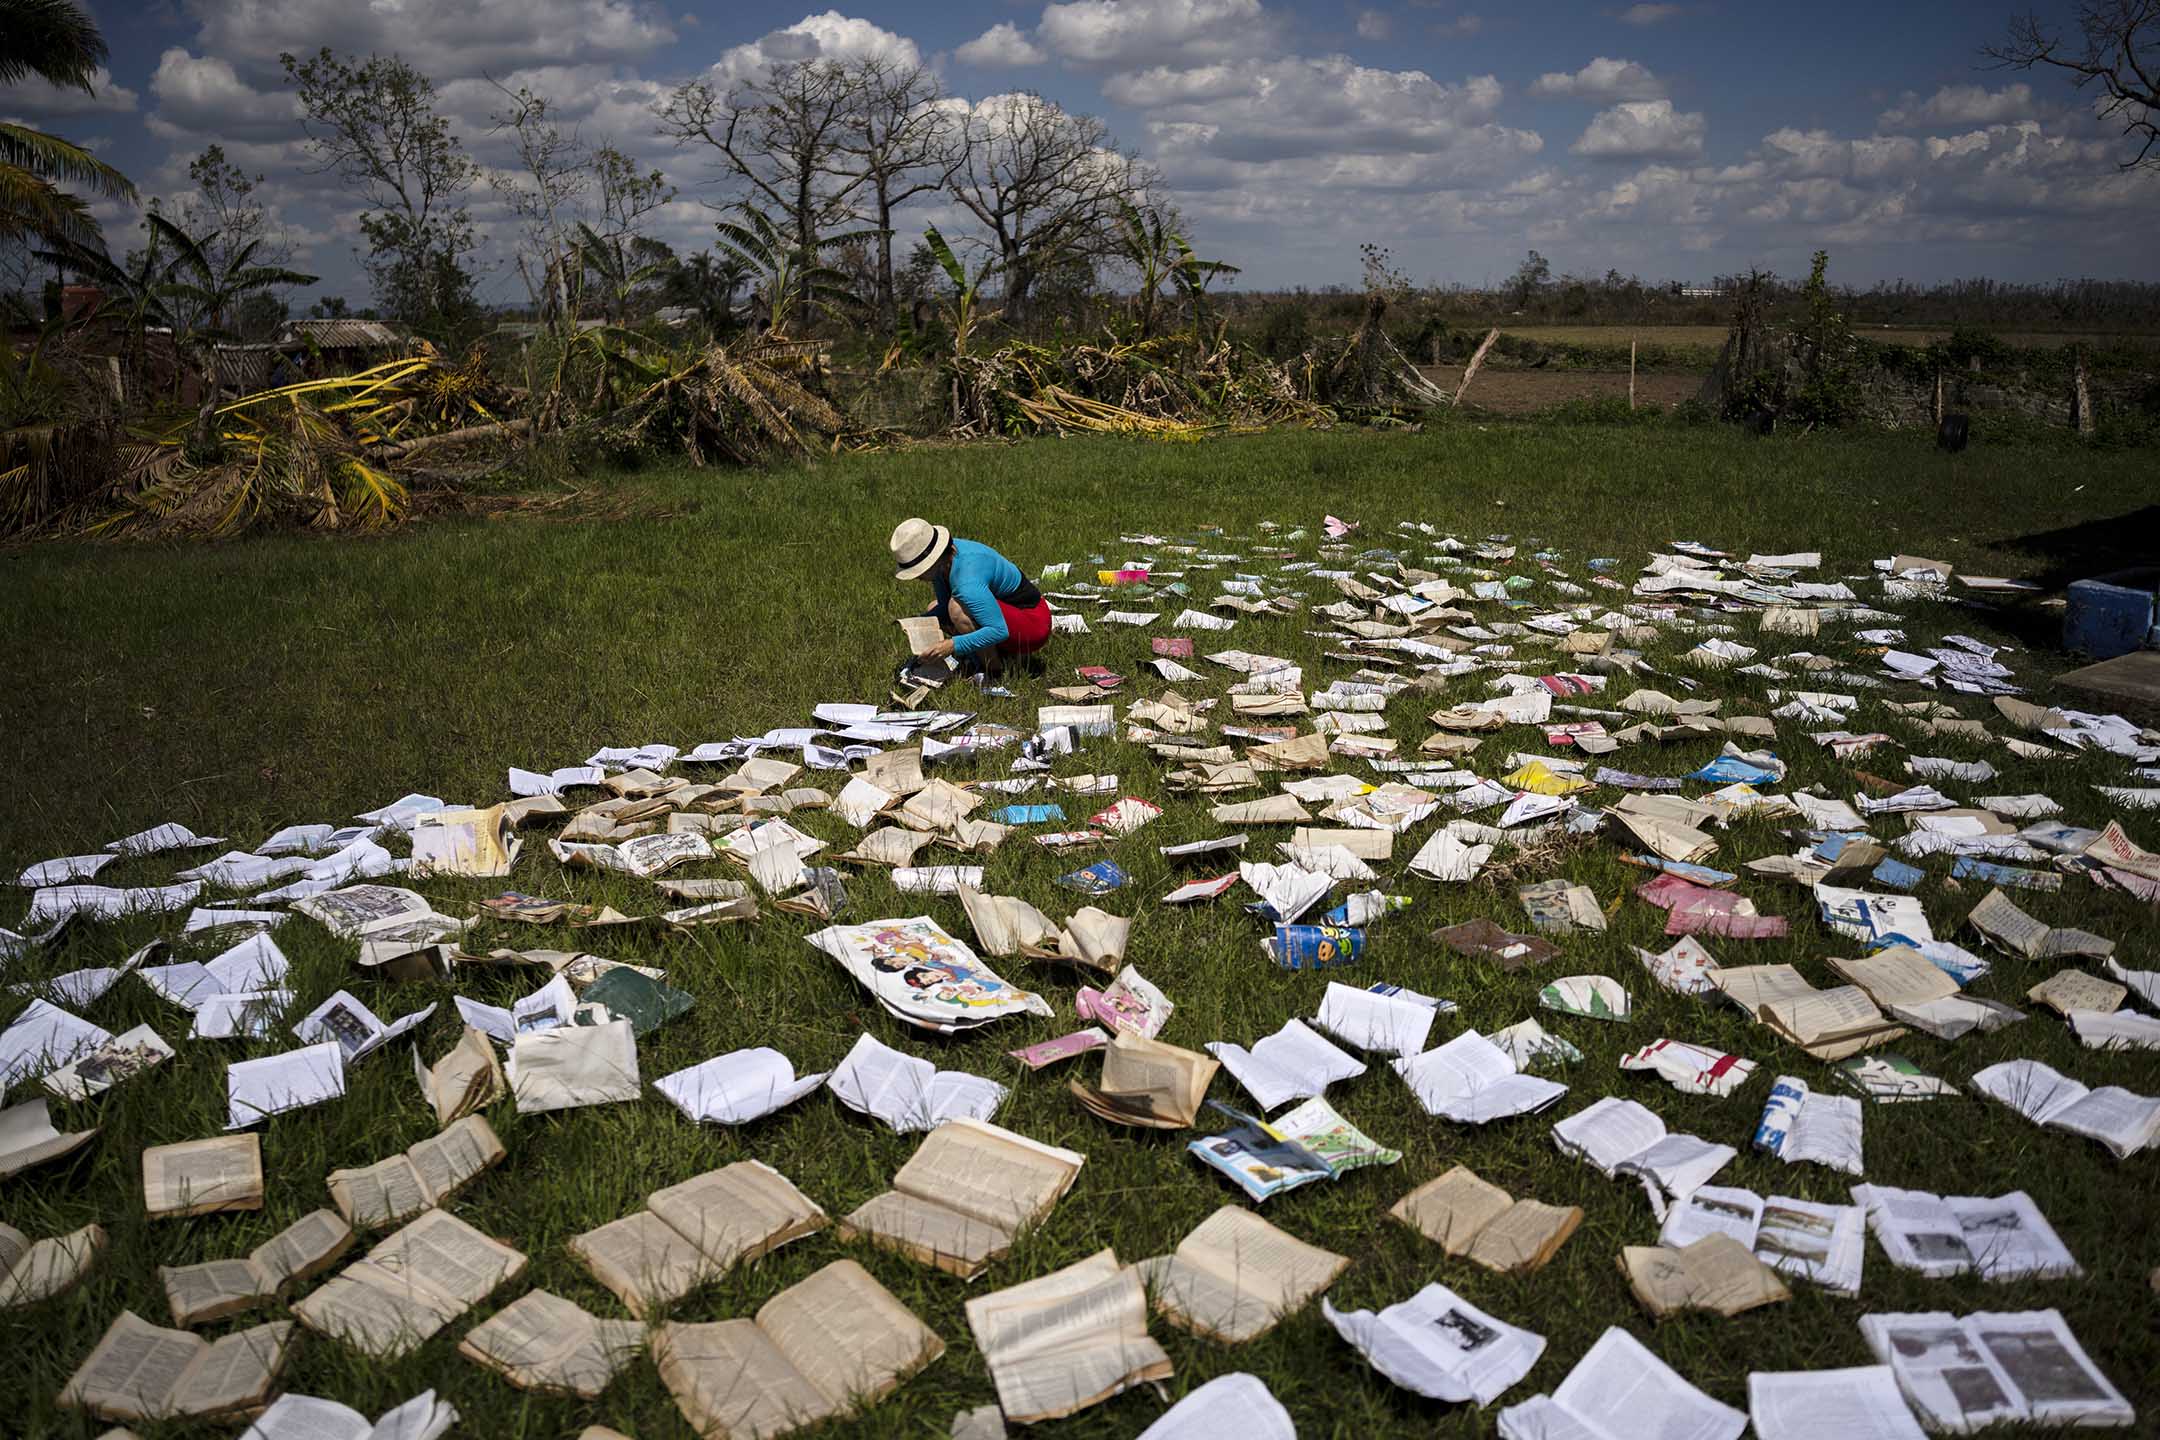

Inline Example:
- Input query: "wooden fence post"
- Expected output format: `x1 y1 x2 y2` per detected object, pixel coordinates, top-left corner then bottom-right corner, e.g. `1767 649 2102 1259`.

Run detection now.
2073 345 2094 437
1628 340 1637 411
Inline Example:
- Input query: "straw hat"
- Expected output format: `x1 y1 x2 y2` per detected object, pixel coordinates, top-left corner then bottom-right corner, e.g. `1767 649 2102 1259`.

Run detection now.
890 517 952 580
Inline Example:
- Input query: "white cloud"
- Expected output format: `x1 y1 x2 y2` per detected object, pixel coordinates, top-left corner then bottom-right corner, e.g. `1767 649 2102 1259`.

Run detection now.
0 65 137 118
1616 3 1683 24
185 0 674 78
1879 82 2036 130
150 50 301 140
1529 58 1665 103
1356 10 1392 40
956 22 1048 67
713 11 923 86
1037 0 1277 67
1573 99 1705 160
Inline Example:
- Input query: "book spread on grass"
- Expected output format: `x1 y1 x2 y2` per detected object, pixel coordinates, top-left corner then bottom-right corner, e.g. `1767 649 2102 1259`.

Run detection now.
1134 1372 1295 1440
291 1209 527 1361
1312 980 1437 1055
1138 1205 1348 1343
0 1218 104 1307
652 1259 943 1440
1966 889 2114 962
965 1249 1171 1423
225 1041 346 1129
1850 1186 2080 1282
1188 1097 1399 1202
327 1115 506 1229
840 1119 1084 1278
1621 1233 1790 1318
1751 1074 1864 1175
1205 1019 1366 1112
1071 1031 1218 1130
0 1096 98 1179
1967 1059 2160 1158
58 1310 292 1424
807 916 1052 1033
159 1208 353 1326
653 1047 828 1126
457 1289 643 1398
1656 1186 1866 1296
143 1134 262 1219
412 1027 505 1128
1551 1097 1736 1217
1388 1165 1583 1273
1746 1366 1927 1440
1323 1281 1544 1406
509 1020 640 1114
1859 1309 2133 1432
568 1159 826 1319
828 1032 1006 1133
1394 1029 1568 1124
1495 1327 1746 1440
237 1390 458 1440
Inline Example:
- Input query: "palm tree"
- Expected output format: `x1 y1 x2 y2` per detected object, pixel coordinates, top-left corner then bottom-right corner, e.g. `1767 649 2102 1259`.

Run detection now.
144 212 316 453
572 222 668 325
0 0 137 245
712 205 875 335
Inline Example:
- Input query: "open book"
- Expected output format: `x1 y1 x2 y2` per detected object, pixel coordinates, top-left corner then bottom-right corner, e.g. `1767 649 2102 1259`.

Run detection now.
838 1119 1084 1278
1968 1059 2160 1158
0 1219 103 1306
568 1159 826 1319
1496 1327 1747 1440
458 1289 644 1398
1860 1309 2133 1432
1205 1018 1366 1112
1850 1186 2080 1282
0 1096 97 1179
291 1209 527 1361
159 1208 353 1326
1187 1097 1400 1203
1966 888 2114 962
1394 1029 1568 1123
1071 1031 1218 1129
827 1032 1005 1133
1389 1165 1582 1273
1551 1097 1735 1217
58 1311 292 1423
652 1259 943 1440
326 1115 506 1229
1721 964 1906 1060
237 1390 457 1440
1751 1074 1863 1175
1323 1280 1544 1406
1138 1206 1348 1343
965 1250 1172 1423
143 1134 262 1219
1621 1233 1789 1318
412 1027 505 1127
1657 1186 1866 1296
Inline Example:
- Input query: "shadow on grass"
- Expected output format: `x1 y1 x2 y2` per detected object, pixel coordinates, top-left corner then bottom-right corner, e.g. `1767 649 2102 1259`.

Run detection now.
1993 504 2160 590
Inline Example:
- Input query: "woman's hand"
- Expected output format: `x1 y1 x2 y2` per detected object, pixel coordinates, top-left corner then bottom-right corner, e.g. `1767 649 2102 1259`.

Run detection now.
924 638 956 660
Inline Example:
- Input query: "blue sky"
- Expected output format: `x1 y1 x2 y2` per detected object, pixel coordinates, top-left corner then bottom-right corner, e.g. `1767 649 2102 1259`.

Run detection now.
5 0 2155 305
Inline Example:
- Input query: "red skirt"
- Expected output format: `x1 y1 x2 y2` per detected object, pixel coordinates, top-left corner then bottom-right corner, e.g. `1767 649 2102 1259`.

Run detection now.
996 597 1053 656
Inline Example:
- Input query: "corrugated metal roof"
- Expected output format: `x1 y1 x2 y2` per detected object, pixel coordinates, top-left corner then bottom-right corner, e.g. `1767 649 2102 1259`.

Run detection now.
280 319 402 348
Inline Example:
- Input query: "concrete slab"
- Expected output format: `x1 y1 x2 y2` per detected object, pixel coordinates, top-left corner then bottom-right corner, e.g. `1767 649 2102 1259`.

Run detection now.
2056 650 2160 705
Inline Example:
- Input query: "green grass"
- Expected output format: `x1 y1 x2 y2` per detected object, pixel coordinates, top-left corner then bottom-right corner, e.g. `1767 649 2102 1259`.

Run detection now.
3 421 2158 1439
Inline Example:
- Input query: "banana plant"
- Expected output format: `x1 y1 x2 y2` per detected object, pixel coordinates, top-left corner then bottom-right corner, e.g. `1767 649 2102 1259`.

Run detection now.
712 205 874 335
1168 234 1239 347
921 225 1001 358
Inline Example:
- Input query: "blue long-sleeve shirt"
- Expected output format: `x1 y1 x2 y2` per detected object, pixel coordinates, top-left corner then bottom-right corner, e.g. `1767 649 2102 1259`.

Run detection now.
932 538 1027 658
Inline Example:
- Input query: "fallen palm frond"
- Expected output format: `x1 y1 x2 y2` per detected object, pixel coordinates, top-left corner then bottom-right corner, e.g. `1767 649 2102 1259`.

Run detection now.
948 332 1331 441
84 355 518 538
603 333 846 465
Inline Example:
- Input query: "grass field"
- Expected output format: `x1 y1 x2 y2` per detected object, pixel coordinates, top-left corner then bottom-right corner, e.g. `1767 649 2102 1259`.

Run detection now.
1495 324 2160 351
3 422 2158 1439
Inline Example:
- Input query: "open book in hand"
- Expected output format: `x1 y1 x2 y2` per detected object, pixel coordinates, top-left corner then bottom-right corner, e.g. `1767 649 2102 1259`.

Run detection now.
839 1119 1084 1278
1138 1206 1348 1344
1389 1166 1582 1274
1324 1281 1544 1407
653 1259 944 1440
59 1311 293 1424
568 1160 826 1319
159 1208 352 1326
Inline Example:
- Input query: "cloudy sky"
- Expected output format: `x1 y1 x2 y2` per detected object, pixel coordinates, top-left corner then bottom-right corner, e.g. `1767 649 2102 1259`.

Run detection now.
5 0 2157 305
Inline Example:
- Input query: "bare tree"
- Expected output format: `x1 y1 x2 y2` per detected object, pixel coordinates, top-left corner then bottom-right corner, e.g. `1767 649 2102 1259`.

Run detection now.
1987 3 2160 169
946 93 1147 326
487 80 586 319
657 59 866 316
831 58 958 331
587 143 675 314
